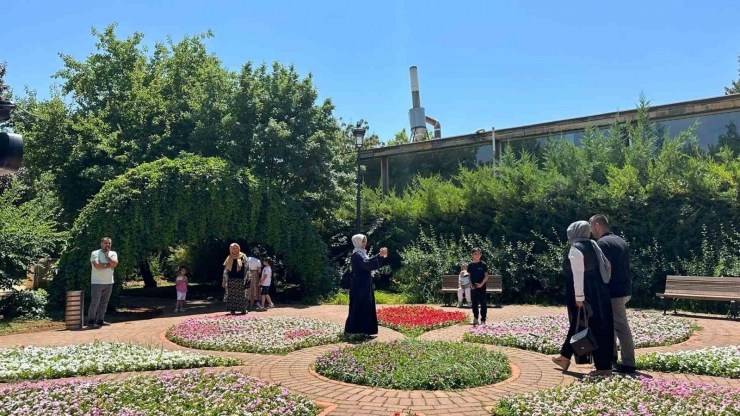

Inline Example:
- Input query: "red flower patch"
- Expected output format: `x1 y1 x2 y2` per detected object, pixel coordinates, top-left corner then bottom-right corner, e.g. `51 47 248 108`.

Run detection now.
377 306 467 336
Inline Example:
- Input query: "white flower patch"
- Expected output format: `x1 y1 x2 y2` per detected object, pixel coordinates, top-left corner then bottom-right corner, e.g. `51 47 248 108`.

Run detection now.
464 310 693 354
0 341 241 381
166 315 343 354
494 376 740 415
637 345 740 378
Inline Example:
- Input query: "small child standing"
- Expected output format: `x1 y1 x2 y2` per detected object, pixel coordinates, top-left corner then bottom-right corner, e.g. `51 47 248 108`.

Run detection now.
174 267 188 313
259 258 275 309
457 263 471 308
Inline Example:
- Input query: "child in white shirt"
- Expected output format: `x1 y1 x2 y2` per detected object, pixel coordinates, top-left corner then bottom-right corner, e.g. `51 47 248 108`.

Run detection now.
457 263 471 308
259 258 275 309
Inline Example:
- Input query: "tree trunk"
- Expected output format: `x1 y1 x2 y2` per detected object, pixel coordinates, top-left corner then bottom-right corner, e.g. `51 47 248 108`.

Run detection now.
140 260 157 289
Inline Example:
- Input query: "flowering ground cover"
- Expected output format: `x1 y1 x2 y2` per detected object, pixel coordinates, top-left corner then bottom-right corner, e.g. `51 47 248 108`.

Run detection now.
166 314 343 354
492 376 740 415
465 310 693 354
377 305 467 337
636 345 740 378
0 341 241 381
314 340 510 390
0 370 320 416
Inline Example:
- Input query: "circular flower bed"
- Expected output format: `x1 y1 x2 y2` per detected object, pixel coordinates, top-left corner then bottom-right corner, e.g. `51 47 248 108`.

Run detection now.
0 370 320 416
314 340 511 390
492 376 740 416
636 345 740 378
465 310 693 354
166 315 343 354
377 305 467 337
0 341 241 381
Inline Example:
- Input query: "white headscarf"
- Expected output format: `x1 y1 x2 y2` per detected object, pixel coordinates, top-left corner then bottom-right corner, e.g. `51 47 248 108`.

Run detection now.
351 234 367 254
567 221 611 284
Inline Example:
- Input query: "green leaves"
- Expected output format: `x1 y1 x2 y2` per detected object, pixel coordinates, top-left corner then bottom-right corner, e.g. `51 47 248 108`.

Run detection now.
360 96 740 310
50 156 330 308
14 24 350 227
0 178 67 291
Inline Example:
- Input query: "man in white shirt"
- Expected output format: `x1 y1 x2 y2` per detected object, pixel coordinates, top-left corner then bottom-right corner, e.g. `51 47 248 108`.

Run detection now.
88 237 118 328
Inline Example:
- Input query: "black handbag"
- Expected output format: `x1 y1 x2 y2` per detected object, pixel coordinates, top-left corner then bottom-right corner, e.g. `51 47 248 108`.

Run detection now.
570 305 599 357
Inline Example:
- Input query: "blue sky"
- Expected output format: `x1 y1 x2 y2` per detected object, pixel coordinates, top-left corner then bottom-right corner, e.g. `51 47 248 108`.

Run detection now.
4 0 739 141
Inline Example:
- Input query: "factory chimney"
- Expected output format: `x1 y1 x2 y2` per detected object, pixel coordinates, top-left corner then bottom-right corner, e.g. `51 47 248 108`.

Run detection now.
408 66 441 142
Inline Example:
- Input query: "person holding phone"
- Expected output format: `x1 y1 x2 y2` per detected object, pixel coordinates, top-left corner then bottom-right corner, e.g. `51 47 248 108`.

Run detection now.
344 234 388 339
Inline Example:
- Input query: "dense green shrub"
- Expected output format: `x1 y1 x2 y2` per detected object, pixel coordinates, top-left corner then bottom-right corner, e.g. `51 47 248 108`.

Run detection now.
359 98 740 311
0 289 49 320
50 156 330 310
0 176 67 291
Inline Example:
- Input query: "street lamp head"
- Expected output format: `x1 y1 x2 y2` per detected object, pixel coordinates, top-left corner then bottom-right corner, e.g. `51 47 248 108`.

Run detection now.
0 99 16 123
353 126 366 148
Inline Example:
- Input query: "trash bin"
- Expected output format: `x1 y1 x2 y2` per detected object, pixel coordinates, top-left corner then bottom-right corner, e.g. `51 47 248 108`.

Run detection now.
65 290 84 330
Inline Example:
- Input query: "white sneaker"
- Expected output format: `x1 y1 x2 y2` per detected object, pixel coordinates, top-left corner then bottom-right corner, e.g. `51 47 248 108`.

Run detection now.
473 318 479 326
457 302 463 308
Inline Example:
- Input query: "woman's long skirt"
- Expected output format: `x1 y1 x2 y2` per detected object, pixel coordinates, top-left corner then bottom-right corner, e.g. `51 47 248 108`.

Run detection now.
225 279 247 312
248 270 261 302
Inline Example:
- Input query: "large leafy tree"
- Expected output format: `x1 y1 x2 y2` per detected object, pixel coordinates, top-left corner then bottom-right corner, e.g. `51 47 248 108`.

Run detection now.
14 24 353 288
16 25 352 219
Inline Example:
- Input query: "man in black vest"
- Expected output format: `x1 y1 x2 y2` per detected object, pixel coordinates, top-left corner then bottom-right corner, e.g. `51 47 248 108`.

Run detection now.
590 214 635 373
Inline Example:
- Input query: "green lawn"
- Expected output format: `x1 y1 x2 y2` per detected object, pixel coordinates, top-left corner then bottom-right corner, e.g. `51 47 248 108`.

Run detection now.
321 290 409 305
0 319 65 336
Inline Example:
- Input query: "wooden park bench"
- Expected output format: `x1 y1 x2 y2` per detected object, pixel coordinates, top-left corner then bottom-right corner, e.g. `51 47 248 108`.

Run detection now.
656 275 740 319
440 275 503 308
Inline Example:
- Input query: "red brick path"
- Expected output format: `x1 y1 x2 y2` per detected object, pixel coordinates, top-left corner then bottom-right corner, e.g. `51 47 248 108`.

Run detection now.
1 304 739 415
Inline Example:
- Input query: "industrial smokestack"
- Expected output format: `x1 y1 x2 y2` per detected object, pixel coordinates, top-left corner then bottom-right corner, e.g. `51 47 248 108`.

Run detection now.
408 66 441 142
410 66 421 108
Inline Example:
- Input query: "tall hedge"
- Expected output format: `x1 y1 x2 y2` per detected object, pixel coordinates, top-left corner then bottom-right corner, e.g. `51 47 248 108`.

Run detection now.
360 100 740 309
50 156 329 308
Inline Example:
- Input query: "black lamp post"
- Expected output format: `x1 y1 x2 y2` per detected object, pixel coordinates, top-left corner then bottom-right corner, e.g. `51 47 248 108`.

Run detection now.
352 123 366 234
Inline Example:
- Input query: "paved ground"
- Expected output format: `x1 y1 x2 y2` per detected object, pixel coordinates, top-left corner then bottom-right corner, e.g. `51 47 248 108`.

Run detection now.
1 302 739 415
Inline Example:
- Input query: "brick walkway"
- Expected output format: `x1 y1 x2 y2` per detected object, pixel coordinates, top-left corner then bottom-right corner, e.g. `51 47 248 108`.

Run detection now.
1 303 739 415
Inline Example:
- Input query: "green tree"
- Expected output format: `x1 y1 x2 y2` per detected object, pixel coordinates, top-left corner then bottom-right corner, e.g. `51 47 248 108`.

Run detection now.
386 128 410 147
13 24 353 288
727 54 740 95
0 177 67 291
51 156 330 308
15 24 350 224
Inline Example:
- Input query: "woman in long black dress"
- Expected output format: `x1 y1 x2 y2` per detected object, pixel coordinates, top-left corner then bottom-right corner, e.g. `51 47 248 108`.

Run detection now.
222 243 248 315
552 221 614 376
344 234 388 338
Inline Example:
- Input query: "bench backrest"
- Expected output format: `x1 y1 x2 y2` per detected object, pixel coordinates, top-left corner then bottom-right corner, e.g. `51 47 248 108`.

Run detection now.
442 275 503 290
664 275 740 298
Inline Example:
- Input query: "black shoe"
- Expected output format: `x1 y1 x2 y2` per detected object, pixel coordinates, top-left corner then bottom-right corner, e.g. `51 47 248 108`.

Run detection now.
87 320 99 329
97 321 111 326
230 310 236 315
613 364 636 374
481 320 486 325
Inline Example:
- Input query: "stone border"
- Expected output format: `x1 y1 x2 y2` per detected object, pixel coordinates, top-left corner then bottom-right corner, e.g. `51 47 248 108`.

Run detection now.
316 401 338 415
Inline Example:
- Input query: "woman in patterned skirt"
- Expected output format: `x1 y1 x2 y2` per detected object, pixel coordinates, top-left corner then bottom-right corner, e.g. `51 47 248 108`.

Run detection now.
222 243 248 315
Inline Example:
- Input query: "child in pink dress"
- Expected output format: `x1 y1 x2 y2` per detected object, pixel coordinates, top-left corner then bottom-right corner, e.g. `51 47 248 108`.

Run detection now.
174 267 188 313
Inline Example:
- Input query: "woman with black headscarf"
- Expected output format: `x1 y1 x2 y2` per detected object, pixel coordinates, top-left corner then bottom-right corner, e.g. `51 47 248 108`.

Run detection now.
552 221 614 376
344 234 388 338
